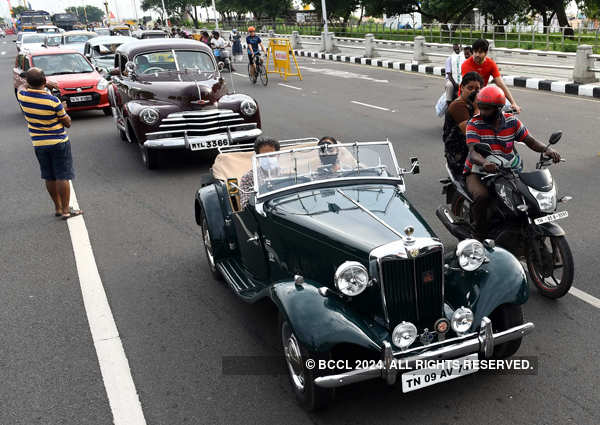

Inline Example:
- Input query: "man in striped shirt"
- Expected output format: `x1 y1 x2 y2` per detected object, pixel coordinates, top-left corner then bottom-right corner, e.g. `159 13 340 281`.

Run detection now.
17 67 82 220
465 86 560 239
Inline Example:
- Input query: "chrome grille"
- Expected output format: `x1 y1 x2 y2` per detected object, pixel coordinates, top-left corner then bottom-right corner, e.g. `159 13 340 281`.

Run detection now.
158 109 245 134
380 250 444 330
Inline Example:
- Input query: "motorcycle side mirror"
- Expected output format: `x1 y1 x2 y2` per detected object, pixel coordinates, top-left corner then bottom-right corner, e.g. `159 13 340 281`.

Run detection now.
474 143 492 156
548 131 562 145
19 71 26 78
410 157 420 175
218 62 225 71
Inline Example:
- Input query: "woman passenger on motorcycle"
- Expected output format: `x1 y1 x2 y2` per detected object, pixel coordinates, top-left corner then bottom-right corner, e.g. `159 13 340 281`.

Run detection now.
464 86 561 240
443 71 483 177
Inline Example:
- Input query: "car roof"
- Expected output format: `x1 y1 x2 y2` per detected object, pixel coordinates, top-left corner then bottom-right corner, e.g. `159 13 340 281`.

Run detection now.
116 38 210 57
63 31 97 36
24 47 81 56
86 35 136 46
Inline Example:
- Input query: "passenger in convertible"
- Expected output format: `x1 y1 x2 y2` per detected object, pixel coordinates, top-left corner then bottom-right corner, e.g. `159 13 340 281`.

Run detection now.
239 137 280 208
317 136 340 176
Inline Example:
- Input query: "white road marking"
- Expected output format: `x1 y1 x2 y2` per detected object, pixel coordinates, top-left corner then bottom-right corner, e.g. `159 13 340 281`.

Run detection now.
301 65 389 83
66 183 147 425
351 100 390 111
278 83 302 90
570 287 600 309
233 72 247 78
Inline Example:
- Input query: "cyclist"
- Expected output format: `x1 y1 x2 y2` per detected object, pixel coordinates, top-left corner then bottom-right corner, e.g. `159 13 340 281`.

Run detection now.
246 26 265 79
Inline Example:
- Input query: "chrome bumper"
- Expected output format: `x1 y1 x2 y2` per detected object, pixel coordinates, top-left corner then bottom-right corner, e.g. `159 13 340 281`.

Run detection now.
143 128 262 150
314 318 534 389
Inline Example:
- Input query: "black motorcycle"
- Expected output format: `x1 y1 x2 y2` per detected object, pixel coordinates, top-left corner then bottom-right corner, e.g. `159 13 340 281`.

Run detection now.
436 131 574 299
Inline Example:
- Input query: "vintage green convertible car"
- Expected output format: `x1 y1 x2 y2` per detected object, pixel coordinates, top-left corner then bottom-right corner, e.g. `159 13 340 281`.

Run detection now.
194 139 534 409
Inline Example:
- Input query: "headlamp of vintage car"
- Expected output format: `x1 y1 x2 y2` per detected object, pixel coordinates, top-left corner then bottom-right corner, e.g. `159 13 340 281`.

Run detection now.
96 78 109 90
456 239 485 272
528 184 557 213
240 99 257 117
140 108 160 125
392 321 418 350
451 306 474 335
334 261 369 296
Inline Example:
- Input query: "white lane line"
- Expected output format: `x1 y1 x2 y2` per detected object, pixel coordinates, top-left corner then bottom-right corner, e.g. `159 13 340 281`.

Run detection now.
570 287 600 309
278 83 302 90
67 183 147 425
351 100 390 111
233 72 247 78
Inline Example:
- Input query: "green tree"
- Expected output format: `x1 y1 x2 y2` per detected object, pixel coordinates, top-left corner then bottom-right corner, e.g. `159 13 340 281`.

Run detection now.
11 5 29 18
65 5 105 23
366 0 479 24
479 0 529 29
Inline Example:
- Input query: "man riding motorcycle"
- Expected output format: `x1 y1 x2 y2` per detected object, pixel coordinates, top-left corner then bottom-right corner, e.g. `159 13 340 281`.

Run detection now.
465 86 561 240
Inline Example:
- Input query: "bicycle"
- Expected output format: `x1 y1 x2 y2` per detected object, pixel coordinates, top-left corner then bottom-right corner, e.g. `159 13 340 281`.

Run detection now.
248 53 268 86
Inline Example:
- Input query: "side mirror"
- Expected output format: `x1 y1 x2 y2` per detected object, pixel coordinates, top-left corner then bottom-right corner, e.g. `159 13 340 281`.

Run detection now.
226 178 239 195
410 157 420 175
13 39 16 42
474 143 492 156
125 61 136 75
218 62 224 71
548 131 562 145
19 71 26 78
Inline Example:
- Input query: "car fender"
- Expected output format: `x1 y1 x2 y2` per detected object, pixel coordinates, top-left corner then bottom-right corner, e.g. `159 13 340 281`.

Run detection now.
536 222 566 237
195 184 228 261
444 246 529 330
270 279 382 354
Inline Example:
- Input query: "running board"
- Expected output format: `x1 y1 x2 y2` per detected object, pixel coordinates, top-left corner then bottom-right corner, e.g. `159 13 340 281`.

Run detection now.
216 258 268 303
436 205 473 241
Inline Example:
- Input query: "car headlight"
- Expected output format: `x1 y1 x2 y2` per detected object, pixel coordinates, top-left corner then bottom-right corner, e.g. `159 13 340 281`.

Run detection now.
96 78 109 90
456 239 485 272
451 307 474 335
528 184 556 213
392 321 418 350
240 99 257 116
334 261 369 296
140 108 160 125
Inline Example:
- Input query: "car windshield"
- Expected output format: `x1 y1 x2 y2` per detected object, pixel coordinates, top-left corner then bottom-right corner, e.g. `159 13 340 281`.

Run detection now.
22 34 45 43
253 142 401 199
113 29 130 36
134 50 214 75
143 33 167 39
96 29 110 36
32 53 94 75
45 35 62 45
65 34 94 43
92 43 121 57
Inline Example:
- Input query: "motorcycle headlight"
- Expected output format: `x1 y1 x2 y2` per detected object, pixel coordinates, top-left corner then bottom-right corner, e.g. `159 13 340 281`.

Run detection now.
240 99 257 116
96 78 109 90
528 184 557 213
451 307 474 335
456 239 485 272
392 321 418 350
334 261 369 297
140 108 160 125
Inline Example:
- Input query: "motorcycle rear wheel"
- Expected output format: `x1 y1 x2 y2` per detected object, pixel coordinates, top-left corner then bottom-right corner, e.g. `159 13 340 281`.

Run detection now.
526 235 574 299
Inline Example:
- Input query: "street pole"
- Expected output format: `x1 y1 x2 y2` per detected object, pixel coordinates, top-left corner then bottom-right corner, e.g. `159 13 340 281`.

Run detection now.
212 0 218 30
160 0 169 27
132 0 138 22
321 0 328 35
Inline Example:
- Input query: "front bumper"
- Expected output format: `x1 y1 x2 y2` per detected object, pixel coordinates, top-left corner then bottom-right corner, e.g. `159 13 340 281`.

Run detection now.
314 317 534 388
144 127 262 150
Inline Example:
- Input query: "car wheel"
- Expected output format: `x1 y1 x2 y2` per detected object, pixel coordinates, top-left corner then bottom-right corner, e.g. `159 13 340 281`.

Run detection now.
279 314 334 411
488 304 524 359
103 107 112 116
201 211 223 281
140 145 158 169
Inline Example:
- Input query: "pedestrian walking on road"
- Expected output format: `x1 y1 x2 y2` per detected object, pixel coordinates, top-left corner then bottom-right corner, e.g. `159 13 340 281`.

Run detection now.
16 67 83 220
230 29 243 63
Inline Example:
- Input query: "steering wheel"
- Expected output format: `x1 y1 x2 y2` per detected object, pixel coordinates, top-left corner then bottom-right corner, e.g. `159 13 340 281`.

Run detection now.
142 66 165 74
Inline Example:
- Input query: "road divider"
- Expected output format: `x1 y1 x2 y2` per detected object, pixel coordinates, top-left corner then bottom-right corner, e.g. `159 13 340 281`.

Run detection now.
66 183 147 425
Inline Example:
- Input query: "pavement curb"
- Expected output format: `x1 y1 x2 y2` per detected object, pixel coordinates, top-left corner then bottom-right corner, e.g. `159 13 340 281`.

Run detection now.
294 49 600 99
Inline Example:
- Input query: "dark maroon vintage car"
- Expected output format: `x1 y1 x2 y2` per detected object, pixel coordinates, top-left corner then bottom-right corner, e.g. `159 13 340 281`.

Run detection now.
108 39 262 169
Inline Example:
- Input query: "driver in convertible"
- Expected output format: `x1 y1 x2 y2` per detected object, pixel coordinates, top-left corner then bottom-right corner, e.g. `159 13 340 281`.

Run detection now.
465 86 561 240
317 136 340 176
240 137 280 208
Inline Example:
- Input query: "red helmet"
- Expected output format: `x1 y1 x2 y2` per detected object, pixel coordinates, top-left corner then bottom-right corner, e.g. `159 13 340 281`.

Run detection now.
248 26 255 32
476 85 505 108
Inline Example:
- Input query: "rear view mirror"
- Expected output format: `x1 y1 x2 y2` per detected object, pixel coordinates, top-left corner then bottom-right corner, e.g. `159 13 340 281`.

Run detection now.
19 71 26 78
548 131 562 145
410 157 420 175
218 62 225 71
125 61 136 74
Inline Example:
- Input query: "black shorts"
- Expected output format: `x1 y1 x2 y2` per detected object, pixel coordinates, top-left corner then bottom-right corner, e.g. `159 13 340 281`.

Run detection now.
34 141 75 181
248 52 260 64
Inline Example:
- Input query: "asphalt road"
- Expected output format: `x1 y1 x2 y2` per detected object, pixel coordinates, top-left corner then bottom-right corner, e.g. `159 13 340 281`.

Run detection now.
1 38 599 425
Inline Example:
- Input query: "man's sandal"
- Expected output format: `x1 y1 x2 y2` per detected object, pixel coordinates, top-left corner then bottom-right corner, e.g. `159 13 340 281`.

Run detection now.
61 208 84 220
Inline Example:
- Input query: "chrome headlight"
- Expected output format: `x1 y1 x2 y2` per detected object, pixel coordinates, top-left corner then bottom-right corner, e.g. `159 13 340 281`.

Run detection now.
456 239 485 271
240 99 257 116
140 108 160 125
451 306 474 335
528 184 557 213
96 78 109 90
392 321 418 350
334 261 369 297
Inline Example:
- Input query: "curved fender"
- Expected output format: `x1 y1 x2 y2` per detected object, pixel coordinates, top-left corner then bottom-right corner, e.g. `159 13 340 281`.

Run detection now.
444 246 529 330
536 222 566 237
195 184 227 260
271 280 382 354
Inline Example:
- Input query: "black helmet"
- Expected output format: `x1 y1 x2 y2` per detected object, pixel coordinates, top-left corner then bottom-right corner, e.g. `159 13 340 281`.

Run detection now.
212 30 219 37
